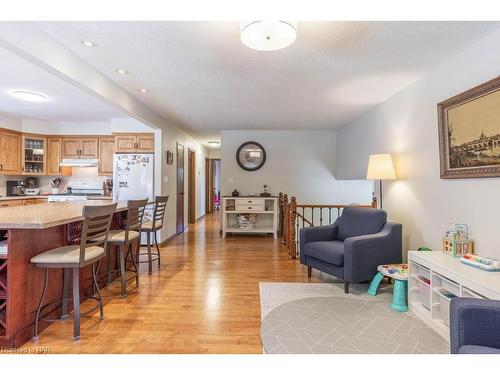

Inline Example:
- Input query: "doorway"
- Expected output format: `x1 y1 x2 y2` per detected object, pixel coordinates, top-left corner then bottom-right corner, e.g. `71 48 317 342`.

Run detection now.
188 149 196 224
205 157 212 214
212 159 221 211
176 143 185 234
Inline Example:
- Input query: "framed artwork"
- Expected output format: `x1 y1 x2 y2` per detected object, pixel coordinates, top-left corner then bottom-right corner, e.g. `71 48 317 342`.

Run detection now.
236 141 266 171
438 76 500 178
166 150 174 165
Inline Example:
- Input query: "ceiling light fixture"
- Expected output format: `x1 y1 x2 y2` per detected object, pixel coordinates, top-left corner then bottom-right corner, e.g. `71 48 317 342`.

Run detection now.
81 40 97 47
208 141 220 146
240 20 297 51
116 69 128 75
9 90 48 102
139 88 149 93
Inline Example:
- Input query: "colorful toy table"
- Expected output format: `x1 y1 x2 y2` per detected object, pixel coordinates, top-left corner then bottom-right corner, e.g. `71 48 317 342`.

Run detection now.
368 264 409 312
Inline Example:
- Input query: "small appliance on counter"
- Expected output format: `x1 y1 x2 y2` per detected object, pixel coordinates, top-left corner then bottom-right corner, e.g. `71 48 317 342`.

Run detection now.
104 179 113 197
6 180 26 196
48 180 105 202
24 177 40 196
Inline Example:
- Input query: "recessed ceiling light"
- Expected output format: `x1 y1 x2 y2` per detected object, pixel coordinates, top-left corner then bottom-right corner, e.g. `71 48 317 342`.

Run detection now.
9 90 48 102
116 69 128 75
139 88 149 93
81 40 97 47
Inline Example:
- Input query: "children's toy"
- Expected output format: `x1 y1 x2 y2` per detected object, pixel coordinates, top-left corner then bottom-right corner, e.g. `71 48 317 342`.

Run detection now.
460 254 500 272
442 224 474 257
368 264 409 312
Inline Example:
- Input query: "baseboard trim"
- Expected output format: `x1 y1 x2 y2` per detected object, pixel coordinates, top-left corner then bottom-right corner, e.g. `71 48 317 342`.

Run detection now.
160 233 178 247
196 214 205 222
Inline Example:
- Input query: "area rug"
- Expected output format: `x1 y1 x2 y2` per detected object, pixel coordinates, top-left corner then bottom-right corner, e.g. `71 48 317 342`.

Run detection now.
259 282 449 354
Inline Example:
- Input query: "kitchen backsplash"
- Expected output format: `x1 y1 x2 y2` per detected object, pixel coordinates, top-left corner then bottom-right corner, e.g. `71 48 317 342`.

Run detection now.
0 167 109 196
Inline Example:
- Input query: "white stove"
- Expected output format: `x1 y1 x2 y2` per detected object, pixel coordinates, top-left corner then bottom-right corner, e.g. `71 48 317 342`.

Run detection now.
48 180 104 202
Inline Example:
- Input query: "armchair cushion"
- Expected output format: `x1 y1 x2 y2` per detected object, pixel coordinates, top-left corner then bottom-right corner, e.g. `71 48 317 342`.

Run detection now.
303 240 344 266
337 207 387 241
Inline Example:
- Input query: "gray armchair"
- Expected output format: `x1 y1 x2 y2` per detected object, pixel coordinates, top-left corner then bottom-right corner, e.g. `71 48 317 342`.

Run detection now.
450 298 500 354
300 207 402 293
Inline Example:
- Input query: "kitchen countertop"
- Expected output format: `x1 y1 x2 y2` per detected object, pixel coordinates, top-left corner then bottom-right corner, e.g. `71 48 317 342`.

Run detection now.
0 196 48 201
0 200 128 229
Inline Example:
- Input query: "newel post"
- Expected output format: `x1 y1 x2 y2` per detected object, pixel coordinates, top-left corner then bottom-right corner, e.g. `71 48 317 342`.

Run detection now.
289 196 297 259
278 192 284 238
283 194 289 245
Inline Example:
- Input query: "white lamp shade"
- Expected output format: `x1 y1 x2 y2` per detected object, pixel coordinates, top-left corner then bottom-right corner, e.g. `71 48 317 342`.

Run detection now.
240 21 297 51
366 154 396 180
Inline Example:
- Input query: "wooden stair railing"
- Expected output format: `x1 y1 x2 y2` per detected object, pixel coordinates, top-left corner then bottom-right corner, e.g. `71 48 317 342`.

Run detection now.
279 193 377 259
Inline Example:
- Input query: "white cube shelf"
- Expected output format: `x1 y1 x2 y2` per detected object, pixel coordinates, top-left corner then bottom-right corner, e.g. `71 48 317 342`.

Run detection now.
408 251 500 342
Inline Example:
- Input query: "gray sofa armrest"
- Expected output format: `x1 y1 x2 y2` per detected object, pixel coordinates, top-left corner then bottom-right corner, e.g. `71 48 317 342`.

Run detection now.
450 298 500 354
343 222 402 283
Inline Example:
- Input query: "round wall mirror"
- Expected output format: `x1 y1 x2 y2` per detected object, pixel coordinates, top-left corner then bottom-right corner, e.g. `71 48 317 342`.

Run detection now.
236 141 266 171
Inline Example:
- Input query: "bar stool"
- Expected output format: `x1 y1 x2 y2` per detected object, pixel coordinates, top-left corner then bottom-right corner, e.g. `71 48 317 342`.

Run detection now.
31 203 117 341
138 195 169 274
105 199 148 297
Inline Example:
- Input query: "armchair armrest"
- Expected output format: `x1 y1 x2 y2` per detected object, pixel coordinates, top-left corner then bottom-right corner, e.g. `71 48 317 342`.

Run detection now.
450 298 500 354
343 222 402 283
300 222 338 248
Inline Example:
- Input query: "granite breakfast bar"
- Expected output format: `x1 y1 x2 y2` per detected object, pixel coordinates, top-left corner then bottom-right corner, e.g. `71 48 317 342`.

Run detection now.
0 200 130 347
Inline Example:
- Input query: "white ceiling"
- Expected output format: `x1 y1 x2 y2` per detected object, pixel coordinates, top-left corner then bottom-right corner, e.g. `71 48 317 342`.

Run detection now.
7 21 500 138
0 46 125 122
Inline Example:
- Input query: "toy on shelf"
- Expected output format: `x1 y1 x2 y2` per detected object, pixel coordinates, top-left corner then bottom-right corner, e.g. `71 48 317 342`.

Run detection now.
442 224 474 257
460 254 500 272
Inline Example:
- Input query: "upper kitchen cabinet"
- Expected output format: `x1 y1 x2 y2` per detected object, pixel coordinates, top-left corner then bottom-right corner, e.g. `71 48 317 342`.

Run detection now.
62 137 98 159
115 133 155 153
0 130 22 175
21 135 46 175
46 137 62 175
98 136 115 176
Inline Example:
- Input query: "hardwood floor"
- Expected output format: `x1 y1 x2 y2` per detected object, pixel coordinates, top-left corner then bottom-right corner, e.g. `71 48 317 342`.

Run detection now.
21 213 325 354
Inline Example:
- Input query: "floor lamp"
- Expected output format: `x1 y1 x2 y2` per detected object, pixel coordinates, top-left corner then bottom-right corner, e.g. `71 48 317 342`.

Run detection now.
366 154 396 210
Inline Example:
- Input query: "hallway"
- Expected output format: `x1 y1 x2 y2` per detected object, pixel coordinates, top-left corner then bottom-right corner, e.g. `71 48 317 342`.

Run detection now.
22 213 323 354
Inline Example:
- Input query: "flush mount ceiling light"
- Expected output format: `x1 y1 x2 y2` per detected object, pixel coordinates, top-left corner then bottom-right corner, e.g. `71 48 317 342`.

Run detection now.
240 20 297 51
81 40 97 47
208 141 220 146
116 69 128 75
9 90 48 102
139 88 149 93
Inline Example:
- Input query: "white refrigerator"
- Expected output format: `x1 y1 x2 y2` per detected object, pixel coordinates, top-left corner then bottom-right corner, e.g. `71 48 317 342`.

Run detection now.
113 153 155 243
113 153 154 201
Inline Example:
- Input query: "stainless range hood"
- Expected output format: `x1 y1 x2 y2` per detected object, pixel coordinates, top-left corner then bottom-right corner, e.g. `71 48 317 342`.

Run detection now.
59 159 99 167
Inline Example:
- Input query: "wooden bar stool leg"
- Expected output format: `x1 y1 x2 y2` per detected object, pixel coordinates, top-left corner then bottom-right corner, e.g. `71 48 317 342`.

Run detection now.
147 232 153 275
128 241 139 286
154 231 161 268
118 245 127 297
61 268 69 319
72 268 81 341
33 268 49 341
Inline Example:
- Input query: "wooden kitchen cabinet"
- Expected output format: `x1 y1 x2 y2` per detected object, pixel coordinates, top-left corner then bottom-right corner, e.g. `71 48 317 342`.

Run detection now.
0 199 23 208
98 137 115 176
21 135 47 175
0 130 22 175
46 137 62 175
115 133 154 153
62 137 98 159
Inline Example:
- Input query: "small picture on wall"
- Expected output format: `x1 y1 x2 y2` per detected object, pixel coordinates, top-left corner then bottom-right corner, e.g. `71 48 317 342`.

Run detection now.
166 150 174 165
438 76 500 178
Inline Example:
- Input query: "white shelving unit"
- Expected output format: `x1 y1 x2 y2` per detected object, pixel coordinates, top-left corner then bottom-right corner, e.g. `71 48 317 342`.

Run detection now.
222 196 278 238
408 251 500 342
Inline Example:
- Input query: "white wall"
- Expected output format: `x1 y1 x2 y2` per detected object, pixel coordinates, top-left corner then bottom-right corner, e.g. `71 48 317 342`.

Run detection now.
159 124 208 240
221 130 372 204
336 28 500 259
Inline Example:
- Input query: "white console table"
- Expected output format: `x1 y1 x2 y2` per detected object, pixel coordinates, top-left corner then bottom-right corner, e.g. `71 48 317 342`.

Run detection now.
408 251 500 341
222 196 278 238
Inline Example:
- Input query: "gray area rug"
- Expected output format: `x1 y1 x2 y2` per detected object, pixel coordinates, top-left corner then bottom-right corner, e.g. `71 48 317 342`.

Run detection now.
259 282 449 354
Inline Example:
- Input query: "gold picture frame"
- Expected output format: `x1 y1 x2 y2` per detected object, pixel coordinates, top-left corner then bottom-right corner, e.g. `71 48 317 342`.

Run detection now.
438 76 500 179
